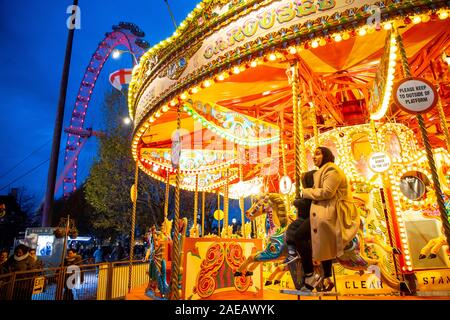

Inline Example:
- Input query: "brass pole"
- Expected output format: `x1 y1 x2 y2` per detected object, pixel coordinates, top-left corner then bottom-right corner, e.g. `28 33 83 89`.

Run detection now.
201 191 205 237
193 174 199 237
217 189 221 237
279 113 291 219
224 169 229 237
128 161 139 293
169 104 182 300
308 81 319 149
290 61 307 200
310 103 319 149
436 98 450 151
238 148 246 238
164 171 170 220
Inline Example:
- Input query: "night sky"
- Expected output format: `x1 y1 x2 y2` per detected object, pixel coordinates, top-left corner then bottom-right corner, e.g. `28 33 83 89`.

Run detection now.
0 1 199 206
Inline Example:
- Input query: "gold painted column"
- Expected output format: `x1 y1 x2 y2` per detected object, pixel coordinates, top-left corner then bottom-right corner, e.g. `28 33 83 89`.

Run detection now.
223 169 229 237
169 104 182 300
436 98 450 150
164 171 170 220
290 61 307 198
238 148 246 238
128 160 139 293
193 174 199 237
217 189 221 237
201 191 205 237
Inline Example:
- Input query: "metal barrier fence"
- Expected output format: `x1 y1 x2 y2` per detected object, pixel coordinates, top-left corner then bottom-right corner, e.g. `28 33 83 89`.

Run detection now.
0 260 149 300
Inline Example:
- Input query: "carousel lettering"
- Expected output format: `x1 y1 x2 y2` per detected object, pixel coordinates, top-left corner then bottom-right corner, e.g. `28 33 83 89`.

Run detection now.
203 0 336 59
344 280 384 289
422 276 450 285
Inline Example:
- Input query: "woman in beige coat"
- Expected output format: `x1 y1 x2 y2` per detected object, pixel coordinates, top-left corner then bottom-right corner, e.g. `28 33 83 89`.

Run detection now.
300 146 360 290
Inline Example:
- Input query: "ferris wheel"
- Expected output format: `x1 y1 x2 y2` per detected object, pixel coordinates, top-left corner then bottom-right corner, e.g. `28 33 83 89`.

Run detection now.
58 22 149 198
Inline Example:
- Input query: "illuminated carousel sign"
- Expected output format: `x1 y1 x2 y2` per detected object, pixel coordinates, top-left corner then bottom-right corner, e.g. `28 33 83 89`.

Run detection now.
203 0 337 60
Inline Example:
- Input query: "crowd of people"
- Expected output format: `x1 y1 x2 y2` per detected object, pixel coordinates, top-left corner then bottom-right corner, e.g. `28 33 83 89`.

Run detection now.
0 240 149 300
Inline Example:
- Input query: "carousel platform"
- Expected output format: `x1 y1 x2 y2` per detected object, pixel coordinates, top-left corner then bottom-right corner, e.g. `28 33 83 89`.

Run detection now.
124 284 450 300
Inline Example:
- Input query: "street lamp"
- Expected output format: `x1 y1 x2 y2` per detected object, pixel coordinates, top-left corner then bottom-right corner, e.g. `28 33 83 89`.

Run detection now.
123 117 132 125
111 49 138 65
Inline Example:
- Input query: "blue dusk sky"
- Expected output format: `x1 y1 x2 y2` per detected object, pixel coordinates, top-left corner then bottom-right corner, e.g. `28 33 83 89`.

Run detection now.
0 1 199 206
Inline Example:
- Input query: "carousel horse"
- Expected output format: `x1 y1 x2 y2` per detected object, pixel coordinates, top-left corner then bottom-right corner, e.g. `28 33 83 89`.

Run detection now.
233 193 305 289
145 217 188 298
235 193 410 293
144 226 169 298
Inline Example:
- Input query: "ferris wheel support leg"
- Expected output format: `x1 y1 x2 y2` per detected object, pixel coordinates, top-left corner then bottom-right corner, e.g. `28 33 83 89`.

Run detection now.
55 138 88 196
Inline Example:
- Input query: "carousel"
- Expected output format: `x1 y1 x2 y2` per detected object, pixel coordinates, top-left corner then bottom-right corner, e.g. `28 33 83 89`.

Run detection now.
127 0 450 299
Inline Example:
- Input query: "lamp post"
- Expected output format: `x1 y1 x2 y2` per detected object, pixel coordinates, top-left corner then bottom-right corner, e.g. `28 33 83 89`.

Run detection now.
42 0 79 227
112 49 138 65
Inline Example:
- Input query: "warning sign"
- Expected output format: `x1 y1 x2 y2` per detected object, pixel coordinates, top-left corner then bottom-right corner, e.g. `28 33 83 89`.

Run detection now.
394 78 437 114
279 176 292 194
369 152 391 173
32 276 46 295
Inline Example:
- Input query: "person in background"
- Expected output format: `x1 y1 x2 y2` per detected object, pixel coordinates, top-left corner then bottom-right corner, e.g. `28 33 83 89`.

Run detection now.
29 248 44 270
61 248 83 300
93 246 103 275
110 242 125 261
4 244 36 299
0 249 9 274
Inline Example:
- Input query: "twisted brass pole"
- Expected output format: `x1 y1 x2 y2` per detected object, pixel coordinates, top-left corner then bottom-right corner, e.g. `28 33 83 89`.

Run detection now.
279 114 291 216
291 61 306 198
308 81 319 149
436 98 450 151
224 169 229 237
310 103 319 149
193 174 199 237
169 104 182 300
128 160 139 293
238 149 246 238
217 189 221 237
164 171 170 220
201 191 205 237
396 29 450 248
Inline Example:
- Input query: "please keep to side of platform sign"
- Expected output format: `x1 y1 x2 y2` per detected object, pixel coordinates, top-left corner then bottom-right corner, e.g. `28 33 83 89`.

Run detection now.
394 78 437 114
